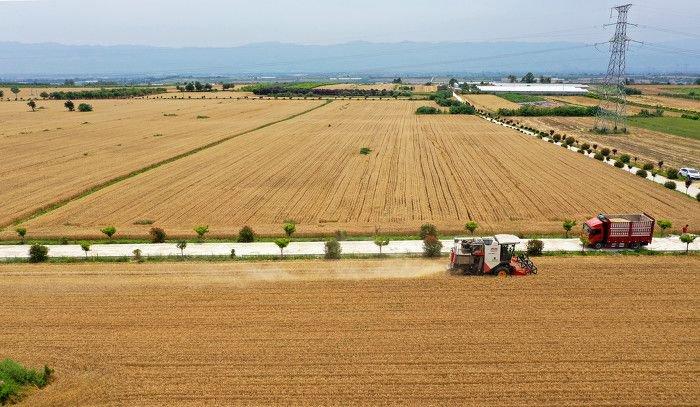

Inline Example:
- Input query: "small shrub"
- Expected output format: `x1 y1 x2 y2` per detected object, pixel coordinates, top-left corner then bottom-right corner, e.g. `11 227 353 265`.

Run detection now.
334 230 348 240
359 147 372 155
100 226 116 239
230 249 236 258
552 134 562 142
176 240 187 256
526 239 544 256
237 226 255 243
28 245 49 263
415 106 439 115
282 222 296 237
419 224 438 240
149 227 167 243
594 153 604 161
664 180 677 190
614 160 624 168
697 192 700 201
666 168 679 179
600 147 610 157
77 103 93 112
422 235 443 258
64 100 75 111
194 225 209 240
15 227 27 244
133 249 143 263
619 154 631 164
0 359 53 405
196 115 210 119
580 142 590 150
324 239 342 259
80 242 91 257
636 169 648 178
562 219 577 238
642 163 654 171
274 238 290 257
133 219 154 225
464 221 478 236
373 236 390 255
657 219 672 236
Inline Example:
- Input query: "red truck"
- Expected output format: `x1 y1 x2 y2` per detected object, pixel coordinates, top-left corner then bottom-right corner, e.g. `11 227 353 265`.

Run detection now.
583 213 655 249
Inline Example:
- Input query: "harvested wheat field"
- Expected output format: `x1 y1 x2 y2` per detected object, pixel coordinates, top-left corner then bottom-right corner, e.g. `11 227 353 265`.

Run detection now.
460 94 520 112
513 116 700 169
546 95 681 117
0 98 323 226
630 84 700 95
628 94 700 113
17 100 699 239
0 256 697 406
410 84 438 93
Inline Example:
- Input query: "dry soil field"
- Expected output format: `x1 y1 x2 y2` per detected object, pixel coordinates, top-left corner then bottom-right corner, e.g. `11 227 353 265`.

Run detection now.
16 100 699 239
460 94 520 112
512 116 700 169
630 84 700 95
0 98 323 226
0 256 697 406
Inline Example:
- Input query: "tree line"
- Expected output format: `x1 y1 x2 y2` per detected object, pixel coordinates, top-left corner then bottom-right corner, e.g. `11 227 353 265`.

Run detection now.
47 87 166 100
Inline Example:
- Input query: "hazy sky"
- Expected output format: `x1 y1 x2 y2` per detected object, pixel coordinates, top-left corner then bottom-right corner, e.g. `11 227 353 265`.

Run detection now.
0 0 697 47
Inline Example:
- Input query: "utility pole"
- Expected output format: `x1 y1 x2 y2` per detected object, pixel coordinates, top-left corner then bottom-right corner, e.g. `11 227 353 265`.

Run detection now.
594 4 638 134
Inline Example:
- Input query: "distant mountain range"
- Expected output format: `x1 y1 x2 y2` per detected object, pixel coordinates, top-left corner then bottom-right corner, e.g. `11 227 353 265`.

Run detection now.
1 40 697 78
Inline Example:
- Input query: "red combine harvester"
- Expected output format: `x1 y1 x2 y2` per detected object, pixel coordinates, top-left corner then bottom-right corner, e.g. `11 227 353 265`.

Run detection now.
449 234 537 276
583 213 655 249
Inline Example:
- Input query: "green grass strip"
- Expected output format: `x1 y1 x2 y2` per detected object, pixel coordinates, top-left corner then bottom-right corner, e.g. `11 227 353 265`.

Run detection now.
1 99 333 231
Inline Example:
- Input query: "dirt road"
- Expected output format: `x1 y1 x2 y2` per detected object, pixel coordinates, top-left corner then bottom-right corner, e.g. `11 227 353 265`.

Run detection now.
1 256 697 406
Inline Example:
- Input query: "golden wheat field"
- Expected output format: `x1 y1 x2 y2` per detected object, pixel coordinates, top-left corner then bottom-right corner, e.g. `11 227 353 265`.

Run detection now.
545 95 682 116
0 256 697 406
630 84 700 95
628 94 700 112
0 98 323 226
15 100 698 239
460 94 520 111
511 116 700 169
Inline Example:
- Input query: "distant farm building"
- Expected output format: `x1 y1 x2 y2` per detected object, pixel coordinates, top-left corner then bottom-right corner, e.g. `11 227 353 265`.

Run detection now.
476 83 589 95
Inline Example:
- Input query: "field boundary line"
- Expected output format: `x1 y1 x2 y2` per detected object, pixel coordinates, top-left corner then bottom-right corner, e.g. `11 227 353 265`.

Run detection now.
2 99 333 230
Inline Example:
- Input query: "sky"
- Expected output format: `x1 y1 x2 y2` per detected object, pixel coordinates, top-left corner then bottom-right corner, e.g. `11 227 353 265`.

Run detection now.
0 0 697 47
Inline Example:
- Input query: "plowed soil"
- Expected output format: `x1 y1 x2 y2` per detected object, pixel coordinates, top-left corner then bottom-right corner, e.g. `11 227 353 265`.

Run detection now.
17 100 699 239
1 256 697 406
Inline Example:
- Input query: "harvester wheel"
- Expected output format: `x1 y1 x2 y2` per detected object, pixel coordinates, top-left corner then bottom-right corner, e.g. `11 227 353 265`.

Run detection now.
630 242 641 250
493 265 510 277
594 243 603 250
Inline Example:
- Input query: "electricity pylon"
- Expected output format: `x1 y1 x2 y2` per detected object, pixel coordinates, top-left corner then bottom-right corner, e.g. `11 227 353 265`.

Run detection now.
595 4 638 133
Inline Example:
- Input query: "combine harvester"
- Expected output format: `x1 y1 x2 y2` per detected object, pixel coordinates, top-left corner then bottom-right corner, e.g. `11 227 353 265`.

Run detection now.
582 213 655 249
449 234 537 276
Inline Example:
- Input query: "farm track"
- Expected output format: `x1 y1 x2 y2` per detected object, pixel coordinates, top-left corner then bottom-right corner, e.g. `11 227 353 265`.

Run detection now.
0 256 697 406
16 100 699 239
511 116 700 169
0 98 327 228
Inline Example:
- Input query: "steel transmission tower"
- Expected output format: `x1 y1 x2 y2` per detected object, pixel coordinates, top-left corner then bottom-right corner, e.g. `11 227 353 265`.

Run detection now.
595 4 637 133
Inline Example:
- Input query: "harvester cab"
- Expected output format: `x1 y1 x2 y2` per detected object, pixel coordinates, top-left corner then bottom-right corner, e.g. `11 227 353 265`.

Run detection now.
449 234 537 276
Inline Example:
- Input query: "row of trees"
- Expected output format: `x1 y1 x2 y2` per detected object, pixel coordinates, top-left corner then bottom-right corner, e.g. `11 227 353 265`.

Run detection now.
507 73 552 84
497 105 600 117
176 82 214 92
46 87 166 100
